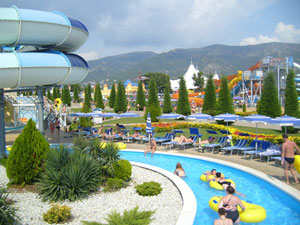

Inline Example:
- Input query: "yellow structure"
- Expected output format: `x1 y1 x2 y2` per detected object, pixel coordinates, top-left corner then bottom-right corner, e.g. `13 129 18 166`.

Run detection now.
101 84 111 97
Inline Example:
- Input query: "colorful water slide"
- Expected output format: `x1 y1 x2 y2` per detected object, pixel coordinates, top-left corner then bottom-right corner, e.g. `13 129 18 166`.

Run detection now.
0 6 89 89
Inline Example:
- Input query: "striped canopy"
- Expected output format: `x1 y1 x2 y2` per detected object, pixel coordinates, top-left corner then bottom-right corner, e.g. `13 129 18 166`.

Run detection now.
157 113 185 119
146 112 153 133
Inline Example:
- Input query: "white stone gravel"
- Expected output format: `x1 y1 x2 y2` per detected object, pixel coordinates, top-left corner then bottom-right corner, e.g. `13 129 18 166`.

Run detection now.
0 165 183 225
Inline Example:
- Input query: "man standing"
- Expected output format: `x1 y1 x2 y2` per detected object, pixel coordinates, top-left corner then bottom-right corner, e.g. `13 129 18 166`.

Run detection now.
281 134 300 184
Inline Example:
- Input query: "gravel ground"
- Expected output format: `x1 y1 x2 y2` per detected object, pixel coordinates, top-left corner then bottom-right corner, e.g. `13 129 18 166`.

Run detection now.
0 165 183 225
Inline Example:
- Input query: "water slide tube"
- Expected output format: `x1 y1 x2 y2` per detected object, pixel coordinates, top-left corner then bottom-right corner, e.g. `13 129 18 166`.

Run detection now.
0 6 89 89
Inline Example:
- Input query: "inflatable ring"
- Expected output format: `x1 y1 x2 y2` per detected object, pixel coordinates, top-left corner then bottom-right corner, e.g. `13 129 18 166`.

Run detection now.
295 155 300 174
115 142 127 149
54 98 62 111
200 173 225 182
99 142 107 148
209 179 236 190
6 147 12 151
209 196 267 223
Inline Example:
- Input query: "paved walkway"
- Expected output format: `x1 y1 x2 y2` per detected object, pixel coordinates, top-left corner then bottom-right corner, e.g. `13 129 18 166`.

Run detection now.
5 128 300 191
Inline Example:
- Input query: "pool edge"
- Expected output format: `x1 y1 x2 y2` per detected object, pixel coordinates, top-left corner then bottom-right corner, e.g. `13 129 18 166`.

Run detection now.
130 161 197 225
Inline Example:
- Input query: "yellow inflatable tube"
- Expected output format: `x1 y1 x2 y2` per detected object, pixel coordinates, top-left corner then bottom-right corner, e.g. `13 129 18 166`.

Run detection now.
99 142 107 148
209 196 267 223
200 173 225 182
295 155 300 174
209 179 236 190
54 98 62 111
115 142 127 149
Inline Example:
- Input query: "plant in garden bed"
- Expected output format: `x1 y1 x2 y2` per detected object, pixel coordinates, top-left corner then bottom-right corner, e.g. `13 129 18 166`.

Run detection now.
103 178 127 192
6 119 49 185
0 187 20 225
112 159 132 181
43 203 71 224
81 206 155 225
38 146 101 202
135 181 162 196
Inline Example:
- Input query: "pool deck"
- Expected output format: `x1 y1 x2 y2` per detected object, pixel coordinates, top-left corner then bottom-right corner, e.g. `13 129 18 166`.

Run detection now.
5 129 300 191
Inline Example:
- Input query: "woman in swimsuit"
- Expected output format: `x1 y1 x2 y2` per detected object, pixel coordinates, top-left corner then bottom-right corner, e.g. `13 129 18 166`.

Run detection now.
218 186 245 225
174 162 186 178
213 173 246 197
214 208 233 225
144 134 156 156
178 135 194 144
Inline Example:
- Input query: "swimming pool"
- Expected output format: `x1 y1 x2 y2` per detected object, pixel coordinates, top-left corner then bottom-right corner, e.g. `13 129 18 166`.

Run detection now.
120 150 300 225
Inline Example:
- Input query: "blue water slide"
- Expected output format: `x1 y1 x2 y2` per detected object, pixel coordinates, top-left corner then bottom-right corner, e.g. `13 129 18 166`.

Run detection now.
0 6 89 89
231 81 242 96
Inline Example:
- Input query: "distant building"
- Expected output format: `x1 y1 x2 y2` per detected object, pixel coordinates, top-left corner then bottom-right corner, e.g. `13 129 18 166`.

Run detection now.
124 80 138 94
101 84 111 97
171 61 208 90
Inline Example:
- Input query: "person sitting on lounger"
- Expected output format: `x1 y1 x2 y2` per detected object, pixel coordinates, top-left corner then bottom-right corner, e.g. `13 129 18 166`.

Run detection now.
174 162 186 178
130 130 145 139
178 135 194 144
199 136 217 145
144 133 156 156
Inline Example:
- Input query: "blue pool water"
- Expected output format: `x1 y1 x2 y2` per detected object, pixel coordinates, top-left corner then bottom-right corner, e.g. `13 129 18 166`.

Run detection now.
121 151 300 225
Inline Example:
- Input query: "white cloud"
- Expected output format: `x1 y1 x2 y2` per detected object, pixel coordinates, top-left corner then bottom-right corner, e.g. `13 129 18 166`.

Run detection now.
240 22 300 45
78 51 100 61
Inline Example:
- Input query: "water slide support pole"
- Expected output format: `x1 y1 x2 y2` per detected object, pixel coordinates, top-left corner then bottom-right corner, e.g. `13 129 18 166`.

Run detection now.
277 65 280 105
0 89 6 158
37 87 44 135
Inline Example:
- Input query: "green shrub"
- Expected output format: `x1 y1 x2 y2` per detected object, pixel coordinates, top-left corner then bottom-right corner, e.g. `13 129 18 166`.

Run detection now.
73 135 89 152
112 160 132 181
0 187 19 225
135 181 162 196
43 204 71 224
82 206 155 225
38 148 101 202
103 178 124 192
6 119 49 185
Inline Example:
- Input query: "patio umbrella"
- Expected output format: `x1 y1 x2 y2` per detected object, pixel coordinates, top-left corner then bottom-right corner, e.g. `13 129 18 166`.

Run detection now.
87 112 118 118
269 115 300 134
242 114 271 140
215 113 240 136
157 113 186 119
146 112 153 134
117 112 141 118
187 113 214 120
70 112 92 117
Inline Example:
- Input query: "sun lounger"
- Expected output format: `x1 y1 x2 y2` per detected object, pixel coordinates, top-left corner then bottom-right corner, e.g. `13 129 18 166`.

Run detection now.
258 145 281 162
203 136 228 153
221 139 248 155
236 140 261 155
176 136 198 150
243 141 273 160
155 133 175 145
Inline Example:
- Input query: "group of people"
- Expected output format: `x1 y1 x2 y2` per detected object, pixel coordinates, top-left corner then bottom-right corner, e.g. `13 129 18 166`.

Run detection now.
204 169 245 225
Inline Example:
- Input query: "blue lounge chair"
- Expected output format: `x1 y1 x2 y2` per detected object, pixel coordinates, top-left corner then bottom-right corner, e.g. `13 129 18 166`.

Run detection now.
155 133 175 145
244 141 273 160
236 140 261 155
203 136 228 153
221 139 248 155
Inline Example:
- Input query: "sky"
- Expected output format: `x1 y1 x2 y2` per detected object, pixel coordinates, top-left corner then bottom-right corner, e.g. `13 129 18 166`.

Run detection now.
1 0 300 60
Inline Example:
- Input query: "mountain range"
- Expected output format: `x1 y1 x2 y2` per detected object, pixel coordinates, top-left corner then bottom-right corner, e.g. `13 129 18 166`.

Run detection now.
84 42 300 83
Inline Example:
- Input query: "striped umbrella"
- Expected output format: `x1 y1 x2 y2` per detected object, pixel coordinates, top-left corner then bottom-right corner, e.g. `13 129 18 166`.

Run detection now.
118 112 141 118
242 114 271 139
157 113 186 119
269 115 300 134
215 113 240 136
187 113 214 120
146 112 153 134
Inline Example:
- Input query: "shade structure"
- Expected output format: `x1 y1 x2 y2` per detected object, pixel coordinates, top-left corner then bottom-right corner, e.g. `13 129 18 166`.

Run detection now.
187 113 214 120
70 112 92 117
242 114 271 139
117 112 140 118
157 113 186 119
269 115 300 134
215 113 240 135
146 112 153 134
293 121 300 128
87 112 118 118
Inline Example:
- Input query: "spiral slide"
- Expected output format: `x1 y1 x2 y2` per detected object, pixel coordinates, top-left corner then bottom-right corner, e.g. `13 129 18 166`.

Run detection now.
0 6 89 89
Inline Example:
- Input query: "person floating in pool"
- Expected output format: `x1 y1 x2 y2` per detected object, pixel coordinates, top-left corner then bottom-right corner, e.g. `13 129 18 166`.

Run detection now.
211 172 246 198
218 186 245 225
281 134 300 184
174 162 186 178
144 133 156 156
214 208 233 225
203 169 217 180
